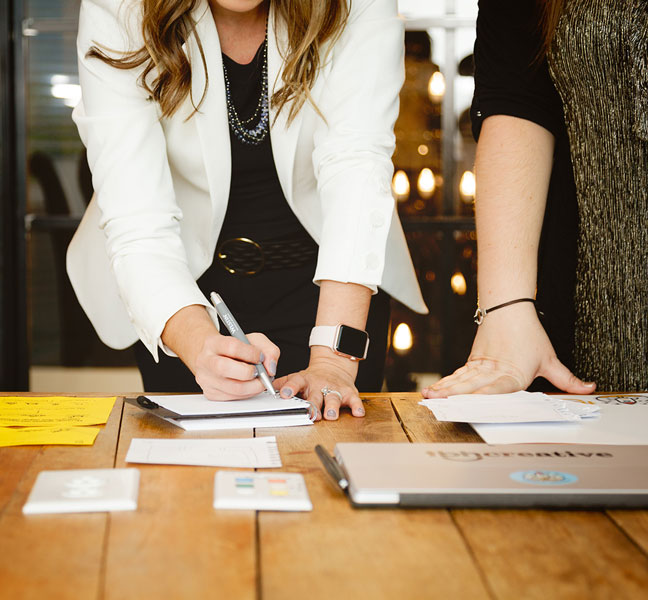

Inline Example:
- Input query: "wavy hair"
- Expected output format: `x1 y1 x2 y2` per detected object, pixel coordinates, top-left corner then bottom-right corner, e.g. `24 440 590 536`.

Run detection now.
87 0 350 122
537 0 565 59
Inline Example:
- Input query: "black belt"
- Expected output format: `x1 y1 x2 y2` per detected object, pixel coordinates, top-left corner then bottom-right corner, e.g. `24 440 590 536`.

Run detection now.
216 232 318 276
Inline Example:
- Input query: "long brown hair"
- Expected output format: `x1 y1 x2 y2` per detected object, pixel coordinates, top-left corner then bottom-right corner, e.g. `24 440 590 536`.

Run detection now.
538 0 565 59
87 0 350 122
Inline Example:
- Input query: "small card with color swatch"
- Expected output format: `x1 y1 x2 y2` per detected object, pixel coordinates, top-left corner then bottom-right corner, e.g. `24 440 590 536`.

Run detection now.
213 471 312 511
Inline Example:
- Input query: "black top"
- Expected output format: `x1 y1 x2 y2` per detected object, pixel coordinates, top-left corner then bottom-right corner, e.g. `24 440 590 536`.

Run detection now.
218 42 307 242
470 0 579 383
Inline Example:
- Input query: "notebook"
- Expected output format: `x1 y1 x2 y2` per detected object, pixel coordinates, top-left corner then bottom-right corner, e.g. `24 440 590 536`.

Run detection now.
333 443 648 508
125 393 314 430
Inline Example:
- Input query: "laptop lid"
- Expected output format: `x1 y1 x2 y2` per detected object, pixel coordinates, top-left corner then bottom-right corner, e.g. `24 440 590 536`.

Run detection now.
334 443 648 509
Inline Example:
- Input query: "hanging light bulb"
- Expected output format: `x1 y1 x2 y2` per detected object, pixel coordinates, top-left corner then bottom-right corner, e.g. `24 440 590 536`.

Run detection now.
450 272 467 296
392 170 410 202
428 71 446 102
417 168 436 199
393 322 413 353
459 170 476 202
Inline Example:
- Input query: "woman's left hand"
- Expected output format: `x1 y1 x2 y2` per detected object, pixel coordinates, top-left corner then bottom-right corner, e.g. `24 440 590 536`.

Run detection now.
274 354 365 421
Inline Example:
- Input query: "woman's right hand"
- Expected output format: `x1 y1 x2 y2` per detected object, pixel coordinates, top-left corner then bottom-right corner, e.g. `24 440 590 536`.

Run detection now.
194 332 280 401
422 303 596 398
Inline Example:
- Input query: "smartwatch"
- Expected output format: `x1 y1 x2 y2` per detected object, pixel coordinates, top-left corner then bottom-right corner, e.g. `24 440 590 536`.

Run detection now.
309 325 370 361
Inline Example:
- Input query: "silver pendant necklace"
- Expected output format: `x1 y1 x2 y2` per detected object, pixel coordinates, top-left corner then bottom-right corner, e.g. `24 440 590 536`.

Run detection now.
222 32 269 146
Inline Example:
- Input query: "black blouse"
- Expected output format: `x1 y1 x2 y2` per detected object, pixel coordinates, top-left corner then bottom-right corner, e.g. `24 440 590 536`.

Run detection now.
218 42 308 243
470 0 580 382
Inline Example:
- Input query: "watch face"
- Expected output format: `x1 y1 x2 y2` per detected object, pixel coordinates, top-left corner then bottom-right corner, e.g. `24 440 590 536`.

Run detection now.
335 325 369 359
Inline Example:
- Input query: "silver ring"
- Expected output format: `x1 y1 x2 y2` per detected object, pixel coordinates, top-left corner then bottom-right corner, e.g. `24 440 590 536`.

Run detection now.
321 386 342 401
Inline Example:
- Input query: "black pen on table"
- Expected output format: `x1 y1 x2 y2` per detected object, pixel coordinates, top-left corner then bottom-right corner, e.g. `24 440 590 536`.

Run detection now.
209 292 277 396
315 444 349 491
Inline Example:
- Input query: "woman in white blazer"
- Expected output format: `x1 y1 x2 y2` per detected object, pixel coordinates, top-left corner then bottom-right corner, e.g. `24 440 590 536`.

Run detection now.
67 0 427 419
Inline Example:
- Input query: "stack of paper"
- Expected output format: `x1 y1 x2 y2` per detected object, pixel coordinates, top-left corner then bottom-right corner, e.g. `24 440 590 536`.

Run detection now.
126 393 314 431
419 392 648 445
420 391 600 423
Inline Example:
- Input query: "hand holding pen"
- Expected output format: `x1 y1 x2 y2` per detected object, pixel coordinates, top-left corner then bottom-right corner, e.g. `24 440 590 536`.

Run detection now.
208 293 279 397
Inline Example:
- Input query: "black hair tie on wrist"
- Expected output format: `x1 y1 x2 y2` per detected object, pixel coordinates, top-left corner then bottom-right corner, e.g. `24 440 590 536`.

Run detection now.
473 297 536 325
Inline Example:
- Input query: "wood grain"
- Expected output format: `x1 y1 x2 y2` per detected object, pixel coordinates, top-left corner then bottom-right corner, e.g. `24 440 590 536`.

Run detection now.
389 392 482 443
392 393 648 599
608 511 648 555
0 396 123 600
257 395 490 600
103 403 257 600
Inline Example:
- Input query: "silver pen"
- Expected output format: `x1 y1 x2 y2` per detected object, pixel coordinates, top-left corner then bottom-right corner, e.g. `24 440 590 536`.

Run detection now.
209 292 277 396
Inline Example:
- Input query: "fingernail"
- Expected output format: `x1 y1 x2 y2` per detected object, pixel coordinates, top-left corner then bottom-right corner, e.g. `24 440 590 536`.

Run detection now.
355 407 365 416
268 361 277 376
281 388 293 398
259 352 265 362
326 409 336 418
585 381 595 387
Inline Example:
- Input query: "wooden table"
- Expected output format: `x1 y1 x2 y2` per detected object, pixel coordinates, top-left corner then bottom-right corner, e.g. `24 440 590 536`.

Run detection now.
1 393 647 599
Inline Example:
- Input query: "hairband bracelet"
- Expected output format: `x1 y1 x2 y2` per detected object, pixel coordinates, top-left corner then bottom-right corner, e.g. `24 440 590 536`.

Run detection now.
473 297 536 325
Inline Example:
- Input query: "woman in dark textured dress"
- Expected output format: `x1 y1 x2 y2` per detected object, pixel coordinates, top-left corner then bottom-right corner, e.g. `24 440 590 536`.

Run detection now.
424 0 647 396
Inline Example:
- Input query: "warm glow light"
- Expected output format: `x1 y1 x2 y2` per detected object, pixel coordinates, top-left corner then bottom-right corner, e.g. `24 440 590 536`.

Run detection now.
459 170 476 201
417 144 429 156
450 272 467 296
417 168 436 199
428 71 446 102
392 170 410 202
393 322 413 353
51 82 82 108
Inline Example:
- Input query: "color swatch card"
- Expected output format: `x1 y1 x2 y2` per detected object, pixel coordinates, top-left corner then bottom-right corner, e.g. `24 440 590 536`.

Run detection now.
125 436 282 468
22 468 139 515
214 471 312 511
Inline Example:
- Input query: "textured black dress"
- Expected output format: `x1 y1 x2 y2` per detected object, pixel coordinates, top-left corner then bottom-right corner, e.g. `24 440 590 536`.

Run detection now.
471 0 647 391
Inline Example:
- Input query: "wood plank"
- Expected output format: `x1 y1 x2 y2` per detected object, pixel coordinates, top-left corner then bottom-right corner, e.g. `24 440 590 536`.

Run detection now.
608 511 648 555
453 510 648 600
390 392 482 443
393 394 648 598
104 403 256 600
258 395 490 600
0 396 123 600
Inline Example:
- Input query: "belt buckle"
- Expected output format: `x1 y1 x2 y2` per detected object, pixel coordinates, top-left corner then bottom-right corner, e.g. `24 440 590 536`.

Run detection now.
217 237 265 276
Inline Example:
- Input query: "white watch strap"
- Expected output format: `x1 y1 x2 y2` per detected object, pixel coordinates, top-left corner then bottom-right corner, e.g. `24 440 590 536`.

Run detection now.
309 325 338 349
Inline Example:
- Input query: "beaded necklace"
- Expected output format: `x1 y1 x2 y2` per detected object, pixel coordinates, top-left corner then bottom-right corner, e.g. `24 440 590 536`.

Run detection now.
222 32 269 146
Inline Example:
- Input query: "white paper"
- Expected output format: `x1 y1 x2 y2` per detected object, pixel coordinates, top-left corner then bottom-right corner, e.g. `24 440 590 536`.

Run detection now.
420 391 599 424
167 413 313 431
150 392 311 416
472 401 648 445
125 436 282 468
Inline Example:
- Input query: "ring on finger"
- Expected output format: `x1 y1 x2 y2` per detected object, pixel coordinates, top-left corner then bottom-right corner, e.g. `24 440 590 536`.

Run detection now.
321 386 342 401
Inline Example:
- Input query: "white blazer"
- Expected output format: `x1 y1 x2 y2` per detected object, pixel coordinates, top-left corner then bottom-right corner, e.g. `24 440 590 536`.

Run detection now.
67 0 428 361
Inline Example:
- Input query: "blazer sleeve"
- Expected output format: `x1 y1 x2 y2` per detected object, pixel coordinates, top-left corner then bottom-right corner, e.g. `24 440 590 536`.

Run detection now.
73 0 215 360
470 0 565 140
310 0 404 289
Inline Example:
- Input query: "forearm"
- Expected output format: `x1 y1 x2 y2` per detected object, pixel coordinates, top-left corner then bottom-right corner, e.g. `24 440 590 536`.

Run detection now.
309 280 372 376
475 115 554 307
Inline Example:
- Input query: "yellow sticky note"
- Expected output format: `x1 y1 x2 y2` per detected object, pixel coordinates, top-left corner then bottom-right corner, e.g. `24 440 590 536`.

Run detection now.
0 426 100 447
0 396 116 427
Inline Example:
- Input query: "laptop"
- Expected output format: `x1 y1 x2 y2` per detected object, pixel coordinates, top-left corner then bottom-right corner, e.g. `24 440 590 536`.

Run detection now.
332 443 648 508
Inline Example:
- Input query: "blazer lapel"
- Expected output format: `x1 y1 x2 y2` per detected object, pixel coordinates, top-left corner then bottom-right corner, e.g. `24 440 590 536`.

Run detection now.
267 7 303 206
186 0 231 227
